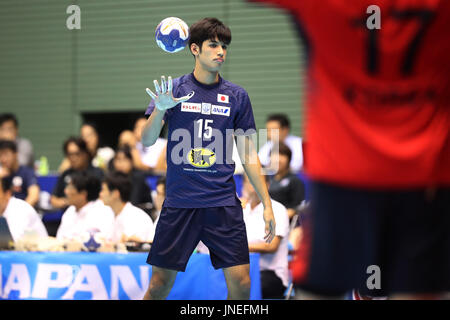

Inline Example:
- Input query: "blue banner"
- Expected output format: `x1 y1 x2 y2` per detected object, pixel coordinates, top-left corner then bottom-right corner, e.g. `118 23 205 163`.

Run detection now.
0 251 261 300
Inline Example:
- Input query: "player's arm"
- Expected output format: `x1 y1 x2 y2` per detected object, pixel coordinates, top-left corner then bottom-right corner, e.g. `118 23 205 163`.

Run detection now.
25 184 40 207
237 134 276 243
142 76 194 147
141 109 166 147
249 236 282 253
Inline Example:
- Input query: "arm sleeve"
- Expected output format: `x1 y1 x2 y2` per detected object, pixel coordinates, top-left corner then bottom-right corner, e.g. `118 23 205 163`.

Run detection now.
234 91 256 135
25 167 38 187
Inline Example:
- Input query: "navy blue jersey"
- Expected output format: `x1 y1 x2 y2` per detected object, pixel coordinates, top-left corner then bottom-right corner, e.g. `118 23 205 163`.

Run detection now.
9 165 38 200
145 73 256 208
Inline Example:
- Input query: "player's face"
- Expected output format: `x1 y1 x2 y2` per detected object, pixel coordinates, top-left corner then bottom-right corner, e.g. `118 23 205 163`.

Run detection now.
274 153 290 173
196 38 228 72
66 142 89 170
113 152 132 174
0 121 17 141
80 125 98 152
64 182 86 207
266 121 289 142
0 149 16 170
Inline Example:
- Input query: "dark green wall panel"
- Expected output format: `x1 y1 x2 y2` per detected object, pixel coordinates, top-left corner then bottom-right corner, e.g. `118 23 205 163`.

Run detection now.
0 0 305 170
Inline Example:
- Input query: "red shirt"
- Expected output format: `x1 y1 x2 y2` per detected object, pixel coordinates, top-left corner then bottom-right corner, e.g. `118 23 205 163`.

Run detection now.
252 0 450 188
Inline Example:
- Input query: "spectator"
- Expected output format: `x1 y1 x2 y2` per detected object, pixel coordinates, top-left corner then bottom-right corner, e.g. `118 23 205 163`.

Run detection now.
118 116 167 173
110 145 153 208
0 113 34 168
50 137 104 209
0 140 40 207
258 113 303 172
0 175 47 241
58 123 115 173
241 174 290 299
100 171 155 243
268 142 305 219
56 171 114 241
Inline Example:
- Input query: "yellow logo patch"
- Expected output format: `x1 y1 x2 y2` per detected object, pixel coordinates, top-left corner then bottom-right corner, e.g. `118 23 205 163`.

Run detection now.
187 148 216 168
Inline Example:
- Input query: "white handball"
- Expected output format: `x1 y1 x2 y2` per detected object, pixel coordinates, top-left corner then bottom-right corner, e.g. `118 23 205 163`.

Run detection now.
155 17 189 53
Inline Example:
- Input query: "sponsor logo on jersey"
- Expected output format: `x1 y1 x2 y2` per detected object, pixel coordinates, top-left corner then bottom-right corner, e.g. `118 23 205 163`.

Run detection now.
211 105 230 117
201 103 211 115
181 102 201 113
217 94 229 103
187 148 216 168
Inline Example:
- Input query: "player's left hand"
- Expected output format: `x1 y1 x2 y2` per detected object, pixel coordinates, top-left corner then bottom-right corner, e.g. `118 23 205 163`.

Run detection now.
145 75 194 111
263 206 276 243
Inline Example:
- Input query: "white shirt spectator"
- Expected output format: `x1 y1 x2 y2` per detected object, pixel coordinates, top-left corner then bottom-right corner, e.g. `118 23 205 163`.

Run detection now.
258 135 303 172
137 138 166 168
243 199 290 287
56 199 114 241
2 196 47 241
111 202 155 243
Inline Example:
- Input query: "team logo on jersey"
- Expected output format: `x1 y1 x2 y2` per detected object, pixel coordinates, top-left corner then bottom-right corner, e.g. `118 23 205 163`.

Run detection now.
188 148 216 168
181 102 201 113
201 103 211 115
217 94 229 103
211 105 230 117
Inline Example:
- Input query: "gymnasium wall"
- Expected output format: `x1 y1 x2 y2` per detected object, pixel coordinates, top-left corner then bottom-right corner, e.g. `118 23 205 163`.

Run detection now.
0 0 306 169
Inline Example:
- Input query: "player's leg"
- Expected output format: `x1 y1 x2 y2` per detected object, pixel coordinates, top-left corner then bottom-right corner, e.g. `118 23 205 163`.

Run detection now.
222 263 251 300
200 205 251 299
291 181 382 299
386 187 450 299
145 207 202 299
143 266 178 300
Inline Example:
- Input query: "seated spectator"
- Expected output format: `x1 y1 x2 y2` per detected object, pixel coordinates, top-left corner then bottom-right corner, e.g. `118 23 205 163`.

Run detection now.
0 140 40 207
118 116 166 173
241 174 290 299
56 171 114 241
100 171 155 243
0 113 34 168
51 137 104 209
110 145 153 207
0 176 47 241
58 123 115 173
258 113 303 172
268 142 305 219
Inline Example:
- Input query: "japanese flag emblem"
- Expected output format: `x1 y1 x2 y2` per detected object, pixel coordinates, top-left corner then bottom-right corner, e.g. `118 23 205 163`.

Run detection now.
217 94 229 103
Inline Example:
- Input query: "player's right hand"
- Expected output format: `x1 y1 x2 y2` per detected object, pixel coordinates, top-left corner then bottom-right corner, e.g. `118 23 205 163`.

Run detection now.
146 76 194 111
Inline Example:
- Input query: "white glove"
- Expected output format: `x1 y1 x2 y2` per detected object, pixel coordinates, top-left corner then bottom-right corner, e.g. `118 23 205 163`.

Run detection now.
146 75 194 111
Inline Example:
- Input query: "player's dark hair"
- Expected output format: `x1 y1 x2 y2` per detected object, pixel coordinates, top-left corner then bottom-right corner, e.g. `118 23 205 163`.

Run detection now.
271 142 292 164
0 140 17 153
63 136 91 160
188 17 231 55
69 171 101 202
116 145 133 162
104 171 132 203
267 113 290 129
0 176 13 193
0 113 18 128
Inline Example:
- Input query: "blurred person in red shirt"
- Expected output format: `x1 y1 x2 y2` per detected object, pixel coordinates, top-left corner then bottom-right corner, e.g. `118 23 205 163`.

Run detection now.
251 0 450 299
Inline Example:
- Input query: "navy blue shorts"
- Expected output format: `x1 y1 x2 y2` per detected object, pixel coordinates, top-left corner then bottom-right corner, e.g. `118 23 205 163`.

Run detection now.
294 181 450 296
147 205 250 272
